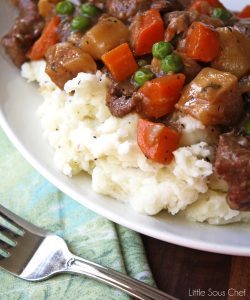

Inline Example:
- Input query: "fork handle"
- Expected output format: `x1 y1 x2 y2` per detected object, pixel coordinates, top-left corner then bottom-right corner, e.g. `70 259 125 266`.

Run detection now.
66 255 178 300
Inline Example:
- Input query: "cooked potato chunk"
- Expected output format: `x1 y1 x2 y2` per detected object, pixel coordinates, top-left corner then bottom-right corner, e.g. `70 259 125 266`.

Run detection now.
81 17 129 59
176 68 243 126
211 27 250 78
45 42 97 89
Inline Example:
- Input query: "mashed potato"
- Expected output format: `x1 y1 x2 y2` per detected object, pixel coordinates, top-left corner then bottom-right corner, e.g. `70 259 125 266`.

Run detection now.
21 61 250 224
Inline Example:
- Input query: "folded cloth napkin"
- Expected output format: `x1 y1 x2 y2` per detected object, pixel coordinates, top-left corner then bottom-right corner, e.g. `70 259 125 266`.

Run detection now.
0 128 155 300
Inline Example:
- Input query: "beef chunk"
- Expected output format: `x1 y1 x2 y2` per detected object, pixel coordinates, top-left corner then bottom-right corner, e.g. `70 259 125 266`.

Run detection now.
106 0 183 22
151 0 183 13
234 19 250 39
57 18 72 43
177 52 202 83
178 0 191 7
239 75 250 94
165 10 223 42
88 0 106 10
106 0 151 22
1 0 44 67
164 10 192 42
215 133 250 210
106 79 137 117
57 18 83 46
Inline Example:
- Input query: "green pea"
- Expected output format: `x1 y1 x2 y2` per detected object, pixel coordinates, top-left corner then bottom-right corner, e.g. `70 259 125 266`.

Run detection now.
80 3 101 17
152 41 174 60
134 68 155 87
56 1 75 15
243 120 250 135
161 53 183 74
212 8 231 21
71 15 91 31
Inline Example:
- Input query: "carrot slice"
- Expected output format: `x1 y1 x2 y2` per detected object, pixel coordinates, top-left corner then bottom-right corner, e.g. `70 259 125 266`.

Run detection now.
130 9 164 56
136 74 186 118
101 43 138 82
238 6 250 18
27 16 60 60
190 0 223 14
137 119 181 164
184 21 220 62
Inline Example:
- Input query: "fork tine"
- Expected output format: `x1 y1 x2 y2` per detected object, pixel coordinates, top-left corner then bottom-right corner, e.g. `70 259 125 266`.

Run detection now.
0 246 10 258
0 238 13 254
0 223 22 239
0 226 18 246
0 205 47 236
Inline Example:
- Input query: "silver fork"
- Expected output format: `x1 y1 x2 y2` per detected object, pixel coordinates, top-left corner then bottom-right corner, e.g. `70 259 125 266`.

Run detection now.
0 205 178 300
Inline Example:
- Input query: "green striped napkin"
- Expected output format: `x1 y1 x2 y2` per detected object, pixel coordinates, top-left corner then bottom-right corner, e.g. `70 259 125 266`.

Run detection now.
0 128 155 299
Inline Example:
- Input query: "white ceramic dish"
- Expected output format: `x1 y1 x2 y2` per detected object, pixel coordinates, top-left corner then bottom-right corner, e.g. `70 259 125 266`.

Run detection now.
1 0 250 256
